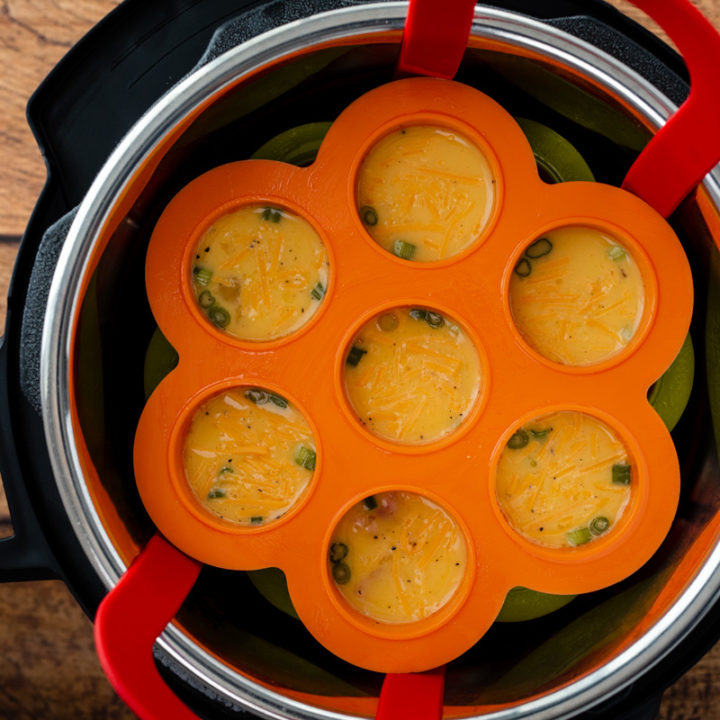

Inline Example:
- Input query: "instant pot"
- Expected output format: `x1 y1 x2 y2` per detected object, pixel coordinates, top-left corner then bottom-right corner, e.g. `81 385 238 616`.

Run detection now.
3 1 720 718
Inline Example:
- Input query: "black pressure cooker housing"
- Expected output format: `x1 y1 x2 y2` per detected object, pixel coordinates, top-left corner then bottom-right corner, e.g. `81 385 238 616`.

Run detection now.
0 1 714 718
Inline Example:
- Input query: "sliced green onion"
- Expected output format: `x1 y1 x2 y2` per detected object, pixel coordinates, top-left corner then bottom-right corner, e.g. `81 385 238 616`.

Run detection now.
219 466 234 475
295 445 316 471
193 267 213 286
244 388 288 409
245 388 269 404
198 290 215 309
514 258 532 278
262 207 282 223
346 346 367 367
612 462 631 485
393 239 416 260
409 307 449 329
377 313 399 332
329 542 349 563
525 237 553 258
530 427 552 441
268 393 288 409
567 527 592 546
363 496 378 511
608 245 627 261
250 516 264 524
207 306 230 328
360 206 378 226
507 429 529 450
590 516 610 535
425 311 444 329
331 562 351 584
207 488 226 499
310 282 325 301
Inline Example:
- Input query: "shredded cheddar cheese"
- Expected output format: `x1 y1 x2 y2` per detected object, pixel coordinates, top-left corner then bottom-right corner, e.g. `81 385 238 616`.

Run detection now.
191 205 329 341
509 226 645 366
183 388 315 525
356 126 496 261
329 492 467 623
343 308 481 444
495 412 632 549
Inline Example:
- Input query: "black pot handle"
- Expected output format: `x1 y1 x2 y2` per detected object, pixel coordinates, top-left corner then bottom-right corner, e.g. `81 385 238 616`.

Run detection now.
0 335 58 581
0 207 78 583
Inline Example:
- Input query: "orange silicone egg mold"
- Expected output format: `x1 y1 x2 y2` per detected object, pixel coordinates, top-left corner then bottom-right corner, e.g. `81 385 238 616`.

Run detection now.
135 78 693 673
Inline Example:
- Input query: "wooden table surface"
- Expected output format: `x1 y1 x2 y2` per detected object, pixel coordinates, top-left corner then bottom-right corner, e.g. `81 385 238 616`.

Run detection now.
2 1 720 718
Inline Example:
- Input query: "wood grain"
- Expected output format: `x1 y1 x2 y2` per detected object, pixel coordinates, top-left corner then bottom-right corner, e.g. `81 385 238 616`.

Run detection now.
0 582 133 719
0 240 17 533
610 0 720 48
1 1 720 718
0 0 121 235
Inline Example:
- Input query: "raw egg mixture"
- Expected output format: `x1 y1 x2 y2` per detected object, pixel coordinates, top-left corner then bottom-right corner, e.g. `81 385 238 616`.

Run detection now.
343 307 481 445
190 205 329 341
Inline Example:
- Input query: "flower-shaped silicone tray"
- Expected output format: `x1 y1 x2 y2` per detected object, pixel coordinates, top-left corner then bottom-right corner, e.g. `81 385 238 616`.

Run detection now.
135 78 693 673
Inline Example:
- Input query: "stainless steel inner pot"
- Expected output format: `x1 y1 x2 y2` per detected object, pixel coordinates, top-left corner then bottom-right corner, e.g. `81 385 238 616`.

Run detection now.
40 3 720 718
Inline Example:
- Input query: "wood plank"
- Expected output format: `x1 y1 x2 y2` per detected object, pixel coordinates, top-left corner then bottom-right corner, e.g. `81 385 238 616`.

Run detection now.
1 1 720 718
0 0 121 236
1 3 130 716
0 581 133 719
660 651 720 720
0 240 19 340
0 240 19 532
609 0 720 48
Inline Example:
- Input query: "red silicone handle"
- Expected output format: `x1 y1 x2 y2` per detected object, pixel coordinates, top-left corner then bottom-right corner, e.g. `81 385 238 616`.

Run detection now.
398 0 720 216
377 667 446 720
96 534 443 719
110 19 465 717
94 533 203 719
397 0 476 78
622 0 720 216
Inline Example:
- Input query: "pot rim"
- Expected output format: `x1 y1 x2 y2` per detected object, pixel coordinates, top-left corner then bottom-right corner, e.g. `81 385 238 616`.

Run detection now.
40 3 720 719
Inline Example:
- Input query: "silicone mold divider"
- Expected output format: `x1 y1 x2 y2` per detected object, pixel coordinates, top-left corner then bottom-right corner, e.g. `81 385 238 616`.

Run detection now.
134 78 693 673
